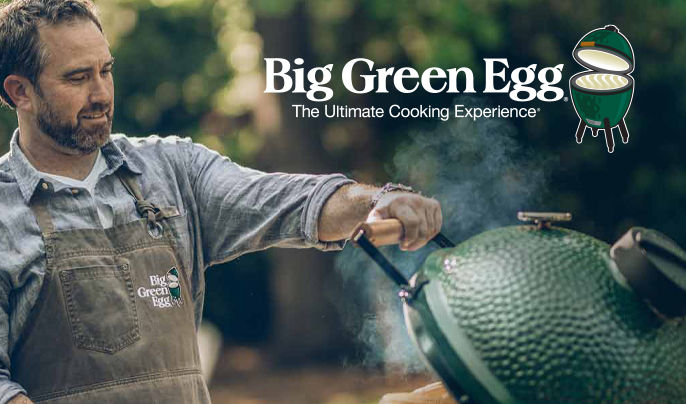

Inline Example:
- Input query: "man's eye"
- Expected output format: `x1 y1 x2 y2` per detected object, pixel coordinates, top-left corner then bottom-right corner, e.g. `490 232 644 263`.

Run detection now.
69 75 86 83
101 68 113 76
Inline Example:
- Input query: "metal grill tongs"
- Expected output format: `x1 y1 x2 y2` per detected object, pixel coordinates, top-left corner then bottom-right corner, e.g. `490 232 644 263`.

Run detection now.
352 219 455 297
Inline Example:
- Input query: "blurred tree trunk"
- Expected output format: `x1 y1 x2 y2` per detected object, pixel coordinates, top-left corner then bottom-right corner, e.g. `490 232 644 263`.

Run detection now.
254 6 353 365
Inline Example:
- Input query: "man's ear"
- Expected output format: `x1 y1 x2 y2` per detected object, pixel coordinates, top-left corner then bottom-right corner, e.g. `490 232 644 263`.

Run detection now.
4 74 35 112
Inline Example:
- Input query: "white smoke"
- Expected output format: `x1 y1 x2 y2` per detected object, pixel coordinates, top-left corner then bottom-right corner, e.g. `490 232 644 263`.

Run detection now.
335 96 553 374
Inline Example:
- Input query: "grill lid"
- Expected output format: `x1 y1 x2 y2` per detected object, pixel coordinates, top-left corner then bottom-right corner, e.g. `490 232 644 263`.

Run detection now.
415 220 686 403
573 25 634 74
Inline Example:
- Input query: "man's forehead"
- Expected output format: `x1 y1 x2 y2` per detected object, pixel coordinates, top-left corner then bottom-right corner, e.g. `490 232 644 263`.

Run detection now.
38 19 111 72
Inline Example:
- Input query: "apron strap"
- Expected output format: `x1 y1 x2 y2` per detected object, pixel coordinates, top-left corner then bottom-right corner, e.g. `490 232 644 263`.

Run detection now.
115 170 159 224
29 191 55 235
116 169 144 201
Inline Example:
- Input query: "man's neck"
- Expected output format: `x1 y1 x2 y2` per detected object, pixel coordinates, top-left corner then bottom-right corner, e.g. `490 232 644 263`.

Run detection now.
17 127 99 181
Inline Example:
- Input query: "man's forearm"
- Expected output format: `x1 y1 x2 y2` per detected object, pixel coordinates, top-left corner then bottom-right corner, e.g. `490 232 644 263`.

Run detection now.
318 183 378 242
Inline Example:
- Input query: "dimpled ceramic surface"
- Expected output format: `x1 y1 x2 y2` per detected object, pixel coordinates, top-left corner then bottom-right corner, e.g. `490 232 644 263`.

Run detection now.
421 226 686 403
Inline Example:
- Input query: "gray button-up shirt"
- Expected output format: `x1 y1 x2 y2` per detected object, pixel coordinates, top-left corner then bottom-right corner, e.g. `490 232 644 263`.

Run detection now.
0 129 352 402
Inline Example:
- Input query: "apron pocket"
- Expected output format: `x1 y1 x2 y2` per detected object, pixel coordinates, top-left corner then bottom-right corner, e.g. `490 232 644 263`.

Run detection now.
59 264 140 354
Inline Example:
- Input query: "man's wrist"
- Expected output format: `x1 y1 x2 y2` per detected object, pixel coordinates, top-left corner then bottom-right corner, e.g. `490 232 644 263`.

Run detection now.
318 183 379 241
370 183 418 208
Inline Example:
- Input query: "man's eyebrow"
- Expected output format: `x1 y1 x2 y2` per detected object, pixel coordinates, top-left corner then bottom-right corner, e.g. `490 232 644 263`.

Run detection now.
62 57 116 78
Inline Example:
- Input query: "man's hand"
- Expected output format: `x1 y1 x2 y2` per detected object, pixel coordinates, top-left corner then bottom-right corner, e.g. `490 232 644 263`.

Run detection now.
368 192 442 251
9 394 33 404
318 183 443 250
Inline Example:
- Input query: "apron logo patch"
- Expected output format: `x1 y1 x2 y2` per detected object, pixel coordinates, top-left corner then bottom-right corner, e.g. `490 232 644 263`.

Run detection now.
136 267 183 308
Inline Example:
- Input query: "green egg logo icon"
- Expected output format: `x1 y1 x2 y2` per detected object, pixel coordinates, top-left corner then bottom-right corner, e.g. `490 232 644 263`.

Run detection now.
166 267 183 306
569 25 634 153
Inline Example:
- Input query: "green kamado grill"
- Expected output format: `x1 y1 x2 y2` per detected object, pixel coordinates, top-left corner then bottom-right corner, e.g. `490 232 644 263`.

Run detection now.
353 212 686 403
569 25 634 153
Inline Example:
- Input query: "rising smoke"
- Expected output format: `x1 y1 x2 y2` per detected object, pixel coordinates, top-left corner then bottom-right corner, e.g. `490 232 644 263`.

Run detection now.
335 96 553 374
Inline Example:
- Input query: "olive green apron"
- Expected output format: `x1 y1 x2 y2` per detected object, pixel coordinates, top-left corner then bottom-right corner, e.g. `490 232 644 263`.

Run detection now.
11 170 210 403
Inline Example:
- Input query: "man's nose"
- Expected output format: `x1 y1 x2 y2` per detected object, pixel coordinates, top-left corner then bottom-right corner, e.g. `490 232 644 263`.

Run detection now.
88 76 112 106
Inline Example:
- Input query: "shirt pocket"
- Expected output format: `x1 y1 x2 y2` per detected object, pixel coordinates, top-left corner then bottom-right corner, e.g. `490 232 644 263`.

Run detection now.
59 263 140 354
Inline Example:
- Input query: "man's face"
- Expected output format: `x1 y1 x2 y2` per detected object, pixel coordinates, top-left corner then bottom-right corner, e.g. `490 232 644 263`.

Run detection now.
32 19 114 154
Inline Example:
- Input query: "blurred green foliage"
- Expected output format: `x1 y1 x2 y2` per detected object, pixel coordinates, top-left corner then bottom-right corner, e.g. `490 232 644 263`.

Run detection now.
112 1 228 134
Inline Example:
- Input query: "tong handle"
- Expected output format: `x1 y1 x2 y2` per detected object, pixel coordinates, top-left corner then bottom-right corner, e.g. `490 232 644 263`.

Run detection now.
353 219 403 246
352 219 455 248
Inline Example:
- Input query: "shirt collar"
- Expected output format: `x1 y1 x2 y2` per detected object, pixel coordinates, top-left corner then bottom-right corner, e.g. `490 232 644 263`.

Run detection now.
8 128 142 203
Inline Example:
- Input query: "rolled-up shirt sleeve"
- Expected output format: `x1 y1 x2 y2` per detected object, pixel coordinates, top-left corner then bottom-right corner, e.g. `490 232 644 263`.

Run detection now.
0 273 26 404
181 140 354 266
0 377 25 404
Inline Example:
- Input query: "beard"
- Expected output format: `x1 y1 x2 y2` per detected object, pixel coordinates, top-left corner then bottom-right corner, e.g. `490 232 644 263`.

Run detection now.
36 96 112 155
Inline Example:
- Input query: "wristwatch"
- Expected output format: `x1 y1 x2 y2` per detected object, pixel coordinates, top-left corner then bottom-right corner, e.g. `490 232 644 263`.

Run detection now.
370 182 418 208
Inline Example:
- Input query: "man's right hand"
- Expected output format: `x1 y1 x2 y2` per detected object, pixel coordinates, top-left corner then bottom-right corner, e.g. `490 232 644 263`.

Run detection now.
8 394 33 404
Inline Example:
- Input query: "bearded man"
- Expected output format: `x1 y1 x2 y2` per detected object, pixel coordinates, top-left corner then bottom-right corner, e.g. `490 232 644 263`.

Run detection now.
0 0 442 403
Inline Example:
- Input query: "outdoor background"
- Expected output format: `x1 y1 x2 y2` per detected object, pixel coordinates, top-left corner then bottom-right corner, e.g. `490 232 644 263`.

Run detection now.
1 0 685 403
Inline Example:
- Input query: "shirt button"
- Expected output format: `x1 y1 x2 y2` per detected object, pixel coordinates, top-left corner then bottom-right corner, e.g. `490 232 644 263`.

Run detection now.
71 188 80 195
41 182 49 191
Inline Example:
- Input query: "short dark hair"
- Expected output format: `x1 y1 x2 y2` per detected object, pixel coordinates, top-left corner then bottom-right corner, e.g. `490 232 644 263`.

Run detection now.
0 0 103 108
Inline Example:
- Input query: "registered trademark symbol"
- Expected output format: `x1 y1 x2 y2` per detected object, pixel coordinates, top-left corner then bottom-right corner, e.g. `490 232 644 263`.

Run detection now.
537 108 541 112
564 97 569 102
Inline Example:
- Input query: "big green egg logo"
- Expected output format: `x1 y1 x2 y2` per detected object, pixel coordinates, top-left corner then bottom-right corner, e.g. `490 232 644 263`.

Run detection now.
570 25 635 153
137 267 184 308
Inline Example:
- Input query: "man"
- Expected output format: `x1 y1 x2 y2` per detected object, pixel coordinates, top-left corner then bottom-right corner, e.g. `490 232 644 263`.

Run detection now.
0 0 442 403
